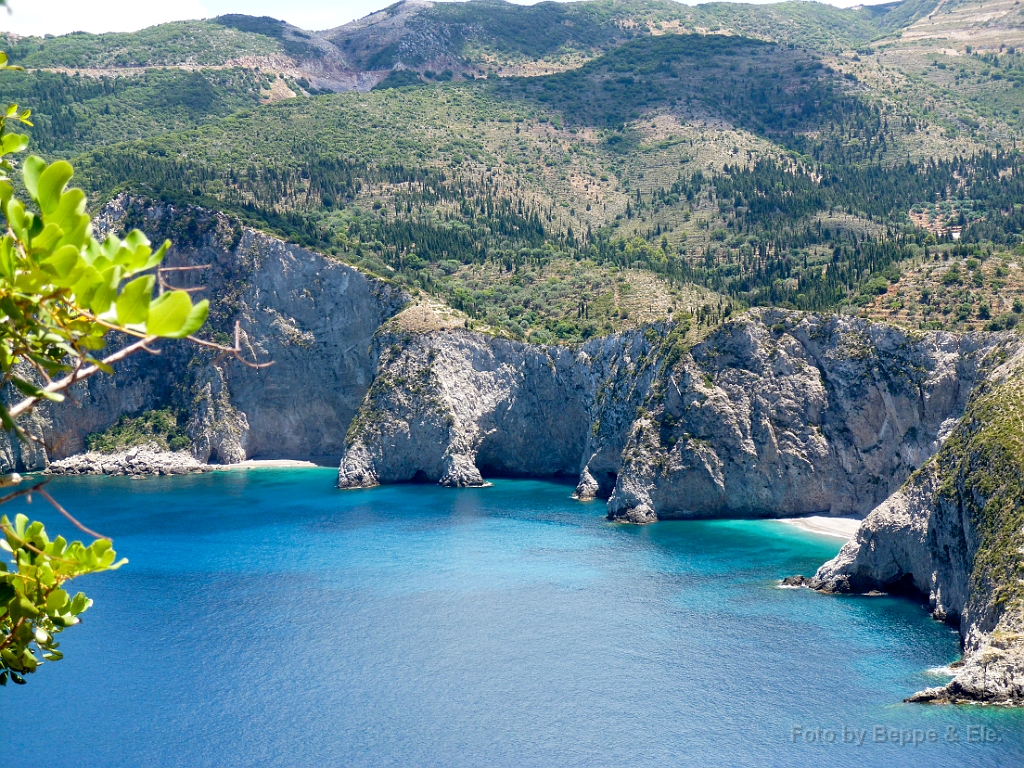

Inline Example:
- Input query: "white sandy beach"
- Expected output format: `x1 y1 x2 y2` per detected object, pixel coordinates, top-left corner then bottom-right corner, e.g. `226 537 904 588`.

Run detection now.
215 459 322 470
774 516 862 540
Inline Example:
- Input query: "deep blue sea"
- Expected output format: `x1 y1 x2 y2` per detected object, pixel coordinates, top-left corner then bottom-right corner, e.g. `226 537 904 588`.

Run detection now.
4 470 1023 767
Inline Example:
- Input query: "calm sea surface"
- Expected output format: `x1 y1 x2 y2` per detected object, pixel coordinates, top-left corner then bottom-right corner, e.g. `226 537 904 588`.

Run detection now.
4 470 1023 767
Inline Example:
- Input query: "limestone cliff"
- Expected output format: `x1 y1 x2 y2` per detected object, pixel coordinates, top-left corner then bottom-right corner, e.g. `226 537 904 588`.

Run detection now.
809 343 1024 705
0 197 408 471
339 309 1008 526
337 311 659 489
606 311 1004 522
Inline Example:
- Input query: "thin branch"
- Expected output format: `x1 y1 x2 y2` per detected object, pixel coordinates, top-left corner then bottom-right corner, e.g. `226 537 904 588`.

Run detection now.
6 319 271 427
36 487 109 540
156 264 211 296
7 335 158 421
0 480 46 507
185 321 274 370
1 480 108 540
160 284 206 294
25 357 55 386
84 314 270 369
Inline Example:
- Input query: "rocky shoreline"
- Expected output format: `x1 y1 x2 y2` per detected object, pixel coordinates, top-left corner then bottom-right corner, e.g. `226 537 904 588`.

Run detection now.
339 308 1015 525
46 445 211 476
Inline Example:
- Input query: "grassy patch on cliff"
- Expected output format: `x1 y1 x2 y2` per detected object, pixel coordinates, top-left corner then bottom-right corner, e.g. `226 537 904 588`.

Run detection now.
85 409 192 454
861 247 1024 332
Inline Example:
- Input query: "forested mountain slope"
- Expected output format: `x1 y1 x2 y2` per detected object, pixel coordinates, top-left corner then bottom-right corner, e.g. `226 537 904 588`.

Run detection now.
1 0 1022 345
2 0 937 78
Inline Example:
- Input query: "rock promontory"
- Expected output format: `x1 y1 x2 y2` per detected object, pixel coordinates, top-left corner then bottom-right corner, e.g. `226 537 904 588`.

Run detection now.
339 309 1012 524
46 444 211 476
805 343 1024 705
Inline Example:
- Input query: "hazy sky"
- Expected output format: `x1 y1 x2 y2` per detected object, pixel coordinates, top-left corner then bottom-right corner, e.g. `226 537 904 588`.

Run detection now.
2 0 889 38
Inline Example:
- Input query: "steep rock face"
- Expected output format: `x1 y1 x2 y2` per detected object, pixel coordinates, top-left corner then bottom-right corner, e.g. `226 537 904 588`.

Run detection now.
0 198 408 472
607 311 1002 522
811 343 1024 704
339 310 1004 526
338 316 659 488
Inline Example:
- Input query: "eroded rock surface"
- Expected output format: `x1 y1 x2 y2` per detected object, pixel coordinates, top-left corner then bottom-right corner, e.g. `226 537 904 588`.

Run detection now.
339 309 1007 528
338 315 658 488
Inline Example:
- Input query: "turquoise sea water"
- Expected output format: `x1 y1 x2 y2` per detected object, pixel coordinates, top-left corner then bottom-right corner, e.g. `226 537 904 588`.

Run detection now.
4 470 1023 767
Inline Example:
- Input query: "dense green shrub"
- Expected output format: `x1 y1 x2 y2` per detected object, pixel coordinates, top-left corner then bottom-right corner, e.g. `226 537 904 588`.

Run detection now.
85 409 191 453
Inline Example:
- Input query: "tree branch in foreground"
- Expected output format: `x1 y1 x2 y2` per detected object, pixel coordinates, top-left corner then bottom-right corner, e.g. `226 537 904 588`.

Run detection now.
6 321 273 423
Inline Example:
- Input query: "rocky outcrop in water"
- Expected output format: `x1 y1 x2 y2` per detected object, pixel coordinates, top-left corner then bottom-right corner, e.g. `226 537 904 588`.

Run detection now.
47 444 211 476
806 343 1024 705
606 312 1005 522
0 197 409 473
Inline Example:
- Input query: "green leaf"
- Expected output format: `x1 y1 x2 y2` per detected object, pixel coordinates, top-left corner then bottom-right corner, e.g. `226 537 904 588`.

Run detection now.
143 240 171 272
44 589 69 614
9 376 64 403
145 290 193 337
1 133 28 155
22 155 45 201
86 266 122 315
10 378 61 403
115 275 155 326
69 592 91 614
0 235 15 278
11 596 40 620
41 244 82 280
49 187 88 239
0 405 16 433
35 160 74 215
5 197 26 240
176 299 209 339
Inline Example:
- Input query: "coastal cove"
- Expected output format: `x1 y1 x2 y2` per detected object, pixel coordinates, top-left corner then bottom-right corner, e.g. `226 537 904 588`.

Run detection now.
5 471 1023 767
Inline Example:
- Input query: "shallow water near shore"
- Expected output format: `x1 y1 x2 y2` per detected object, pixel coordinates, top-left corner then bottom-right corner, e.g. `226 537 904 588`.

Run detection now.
5 471 1023 767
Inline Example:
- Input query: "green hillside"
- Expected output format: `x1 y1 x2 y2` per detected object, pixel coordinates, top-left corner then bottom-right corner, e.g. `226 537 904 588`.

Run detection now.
1 0 1022 340
1 0 936 76
0 21 283 68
